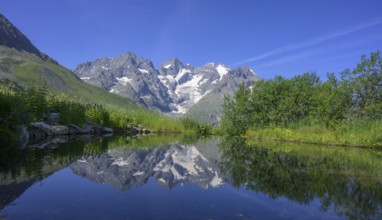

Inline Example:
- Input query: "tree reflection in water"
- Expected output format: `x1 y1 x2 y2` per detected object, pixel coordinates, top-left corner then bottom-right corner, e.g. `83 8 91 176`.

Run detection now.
219 137 382 220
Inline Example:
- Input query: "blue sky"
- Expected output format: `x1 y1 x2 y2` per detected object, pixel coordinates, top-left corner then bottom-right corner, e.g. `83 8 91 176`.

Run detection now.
2 0 382 79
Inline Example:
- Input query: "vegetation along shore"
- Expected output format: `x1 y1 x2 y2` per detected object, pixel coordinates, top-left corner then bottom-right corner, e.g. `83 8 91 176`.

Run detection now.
220 51 382 148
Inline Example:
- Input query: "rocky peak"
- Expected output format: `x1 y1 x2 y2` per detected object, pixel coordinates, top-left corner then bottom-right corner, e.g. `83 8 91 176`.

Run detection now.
159 57 191 77
231 66 257 79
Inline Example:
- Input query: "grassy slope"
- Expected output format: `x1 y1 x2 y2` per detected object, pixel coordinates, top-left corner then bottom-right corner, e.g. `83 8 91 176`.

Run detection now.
0 46 140 110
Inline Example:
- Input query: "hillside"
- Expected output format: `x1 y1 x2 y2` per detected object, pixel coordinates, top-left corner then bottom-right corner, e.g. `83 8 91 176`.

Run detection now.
0 13 139 110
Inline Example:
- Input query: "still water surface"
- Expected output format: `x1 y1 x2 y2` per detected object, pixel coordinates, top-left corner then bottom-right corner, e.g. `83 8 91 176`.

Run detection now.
1 135 381 219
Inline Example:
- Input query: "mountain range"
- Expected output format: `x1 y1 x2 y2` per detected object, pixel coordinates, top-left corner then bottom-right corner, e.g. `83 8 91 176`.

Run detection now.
74 53 260 124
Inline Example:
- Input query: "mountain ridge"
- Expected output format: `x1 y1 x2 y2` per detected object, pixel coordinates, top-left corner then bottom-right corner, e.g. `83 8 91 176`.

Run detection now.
74 52 260 124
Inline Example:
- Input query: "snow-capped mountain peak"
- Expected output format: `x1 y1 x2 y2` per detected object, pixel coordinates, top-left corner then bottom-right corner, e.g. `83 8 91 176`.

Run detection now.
74 52 260 123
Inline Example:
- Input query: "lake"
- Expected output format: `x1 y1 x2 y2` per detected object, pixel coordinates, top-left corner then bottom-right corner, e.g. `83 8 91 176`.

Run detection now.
1 135 381 220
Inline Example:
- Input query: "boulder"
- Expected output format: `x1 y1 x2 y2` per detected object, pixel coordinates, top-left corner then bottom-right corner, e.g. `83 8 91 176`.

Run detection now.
16 124 29 149
103 127 114 133
28 128 47 142
92 125 103 134
82 123 94 134
126 124 139 134
142 128 150 134
30 139 58 149
125 124 150 134
31 122 54 136
51 125 69 135
31 122 69 135
69 124 88 135
52 135 69 144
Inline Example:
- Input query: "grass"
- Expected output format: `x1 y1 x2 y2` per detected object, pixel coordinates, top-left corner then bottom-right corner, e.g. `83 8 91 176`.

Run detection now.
244 120 382 148
0 86 208 136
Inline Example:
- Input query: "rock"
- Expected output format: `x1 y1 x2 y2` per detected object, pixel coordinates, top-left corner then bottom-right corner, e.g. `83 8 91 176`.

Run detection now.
125 124 150 134
51 125 69 135
92 125 103 134
52 135 69 144
103 133 113 137
28 128 47 142
32 122 54 135
30 139 58 149
69 124 88 135
126 124 139 134
103 127 114 133
16 124 29 149
31 122 69 135
82 124 94 134
32 122 68 135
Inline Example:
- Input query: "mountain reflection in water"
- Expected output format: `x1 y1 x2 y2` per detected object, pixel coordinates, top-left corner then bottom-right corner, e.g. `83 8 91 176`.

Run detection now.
0 135 381 220
70 140 224 190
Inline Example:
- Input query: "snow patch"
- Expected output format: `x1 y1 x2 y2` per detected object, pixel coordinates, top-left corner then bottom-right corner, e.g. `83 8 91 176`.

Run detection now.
164 64 172 69
216 65 230 80
101 66 109 70
158 75 176 91
175 68 191 82
141 95 152 100
133 171 144 176
116 76 132 85
80 77 90 80
170 146 208 176
172 104 187 114
210 172 223 187
112 157 130 166
171 71 212 114
138 68 149 74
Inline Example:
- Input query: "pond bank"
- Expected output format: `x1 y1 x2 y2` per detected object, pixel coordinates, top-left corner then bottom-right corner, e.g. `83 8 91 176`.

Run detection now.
16 112 152 149
245 123 382 149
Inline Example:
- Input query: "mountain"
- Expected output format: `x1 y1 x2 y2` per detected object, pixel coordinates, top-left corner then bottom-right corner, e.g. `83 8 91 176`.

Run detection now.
0 14 50 61
70 140 225 190
0 13 139 110
74 53 260 124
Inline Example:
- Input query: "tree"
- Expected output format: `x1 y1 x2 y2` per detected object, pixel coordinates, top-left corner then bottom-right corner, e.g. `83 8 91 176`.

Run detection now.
221 83 252 136
310 73 350 127
341 51 382 119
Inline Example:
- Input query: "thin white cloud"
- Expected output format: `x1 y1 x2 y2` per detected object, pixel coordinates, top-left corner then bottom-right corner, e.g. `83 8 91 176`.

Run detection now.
233 15 382 66
256 32 382 70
